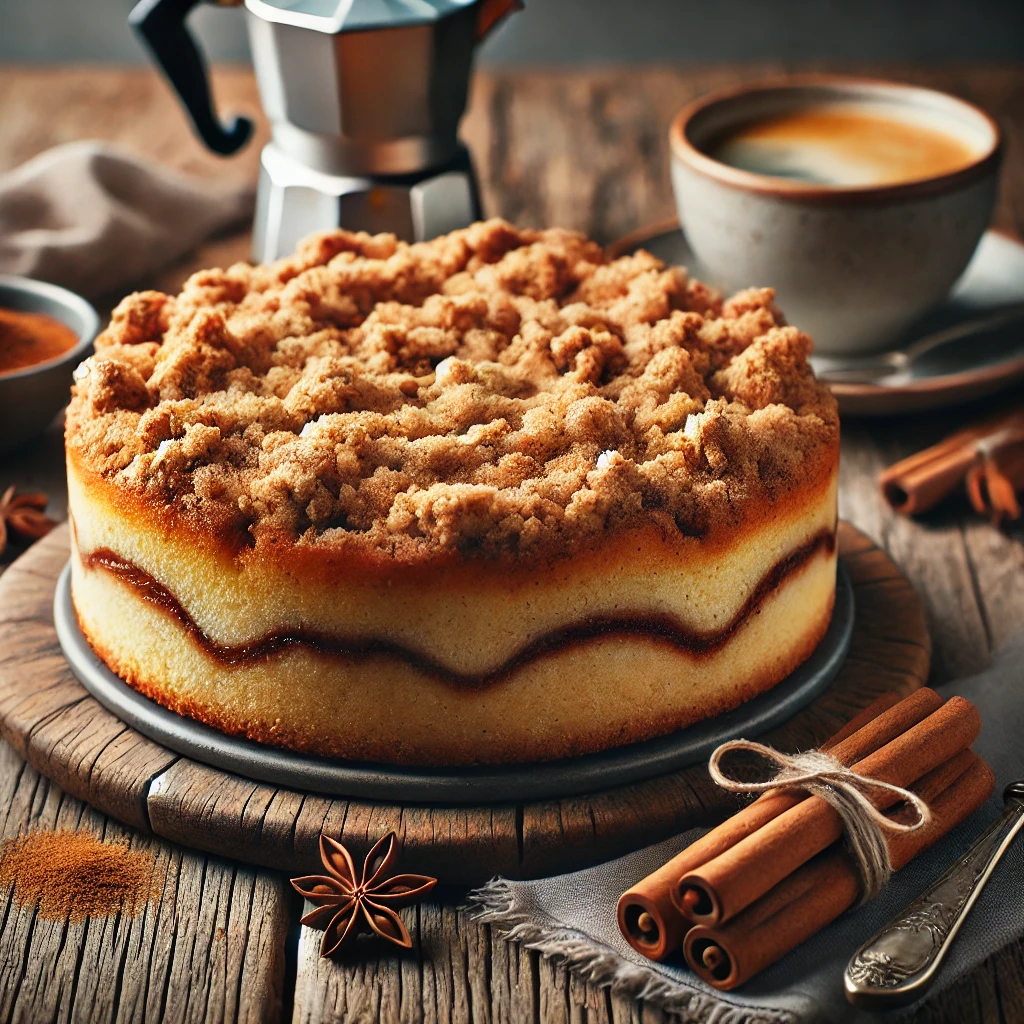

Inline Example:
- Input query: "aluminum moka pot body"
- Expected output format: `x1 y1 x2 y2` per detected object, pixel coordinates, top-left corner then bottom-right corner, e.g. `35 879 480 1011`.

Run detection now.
247 1 479 178
129 0 517 258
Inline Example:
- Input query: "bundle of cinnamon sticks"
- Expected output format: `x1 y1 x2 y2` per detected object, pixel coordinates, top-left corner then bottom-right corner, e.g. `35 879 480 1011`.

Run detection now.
616 689 994 990
879 406 1024 524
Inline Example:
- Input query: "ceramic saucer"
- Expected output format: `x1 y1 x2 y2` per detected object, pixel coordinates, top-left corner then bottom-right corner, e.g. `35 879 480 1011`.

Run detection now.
611 222 1024 416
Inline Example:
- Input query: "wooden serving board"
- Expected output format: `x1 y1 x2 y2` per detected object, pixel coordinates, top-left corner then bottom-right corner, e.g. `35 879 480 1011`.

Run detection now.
0 522 929 886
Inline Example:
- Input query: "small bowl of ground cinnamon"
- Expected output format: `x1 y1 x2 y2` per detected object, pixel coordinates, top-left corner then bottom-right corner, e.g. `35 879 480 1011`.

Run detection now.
0 276 98 454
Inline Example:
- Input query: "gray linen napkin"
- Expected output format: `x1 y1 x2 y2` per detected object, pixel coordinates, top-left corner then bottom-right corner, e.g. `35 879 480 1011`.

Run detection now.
471 630 1024 1023
0 140 253 300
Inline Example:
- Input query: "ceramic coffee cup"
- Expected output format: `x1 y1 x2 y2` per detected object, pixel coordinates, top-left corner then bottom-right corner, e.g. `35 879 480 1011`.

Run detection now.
669 76 1002 355
0 276 99 454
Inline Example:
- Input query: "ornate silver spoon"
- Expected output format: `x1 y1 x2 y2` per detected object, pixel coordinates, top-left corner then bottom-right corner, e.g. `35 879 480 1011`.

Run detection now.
844 780 1024 1009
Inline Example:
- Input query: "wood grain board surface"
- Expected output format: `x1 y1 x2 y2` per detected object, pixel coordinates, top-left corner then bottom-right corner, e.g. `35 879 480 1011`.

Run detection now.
0 63 1023 1023
0 741 289 1023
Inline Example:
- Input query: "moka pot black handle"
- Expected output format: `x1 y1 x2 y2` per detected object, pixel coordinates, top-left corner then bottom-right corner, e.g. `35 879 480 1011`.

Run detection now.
129 0 254 156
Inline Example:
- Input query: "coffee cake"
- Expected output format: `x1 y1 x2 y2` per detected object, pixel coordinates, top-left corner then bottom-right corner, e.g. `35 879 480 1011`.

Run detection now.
66 219 839 765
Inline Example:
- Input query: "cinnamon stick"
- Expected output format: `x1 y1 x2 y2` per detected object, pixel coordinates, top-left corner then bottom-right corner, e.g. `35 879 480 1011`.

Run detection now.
615 688 936 960
820 690 903 749
667 689 941 911
879 407 1024 516
966 441 1024 526
683 749 994 990
676 695 980 927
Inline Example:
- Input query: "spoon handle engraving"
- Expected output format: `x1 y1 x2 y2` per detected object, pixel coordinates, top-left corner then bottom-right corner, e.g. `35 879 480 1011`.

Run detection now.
845 784 1024 1010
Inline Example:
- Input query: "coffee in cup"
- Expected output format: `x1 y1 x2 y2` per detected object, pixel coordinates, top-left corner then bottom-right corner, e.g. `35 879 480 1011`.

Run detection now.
707 105 982 188
669 78 1002 355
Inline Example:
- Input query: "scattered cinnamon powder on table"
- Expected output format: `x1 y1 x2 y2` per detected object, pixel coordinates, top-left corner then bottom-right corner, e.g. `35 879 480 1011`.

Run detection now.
0 830 160 921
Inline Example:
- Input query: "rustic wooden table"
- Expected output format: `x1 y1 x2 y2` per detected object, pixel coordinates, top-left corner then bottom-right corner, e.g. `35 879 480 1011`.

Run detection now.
0 64 1022 1024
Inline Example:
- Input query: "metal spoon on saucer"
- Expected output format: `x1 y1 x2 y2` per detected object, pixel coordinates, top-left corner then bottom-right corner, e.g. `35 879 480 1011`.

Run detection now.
812 305 1024 386
844 780 1024 1010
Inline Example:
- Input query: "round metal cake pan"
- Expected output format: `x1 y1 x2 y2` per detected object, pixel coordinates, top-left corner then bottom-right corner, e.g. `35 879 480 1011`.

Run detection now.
54 561 854 804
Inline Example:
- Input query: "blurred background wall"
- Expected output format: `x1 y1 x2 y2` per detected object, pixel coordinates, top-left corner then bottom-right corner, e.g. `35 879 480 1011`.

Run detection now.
3 0 1024 64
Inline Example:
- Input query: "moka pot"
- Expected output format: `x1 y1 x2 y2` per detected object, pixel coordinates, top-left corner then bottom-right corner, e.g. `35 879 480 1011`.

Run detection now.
129 0 520 259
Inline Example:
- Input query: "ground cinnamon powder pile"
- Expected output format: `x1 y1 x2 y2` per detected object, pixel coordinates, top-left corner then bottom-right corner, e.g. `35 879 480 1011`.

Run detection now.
0 830 160 921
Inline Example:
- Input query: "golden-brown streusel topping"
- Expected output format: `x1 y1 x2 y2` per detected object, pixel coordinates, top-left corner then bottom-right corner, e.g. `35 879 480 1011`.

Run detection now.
66 220 837 561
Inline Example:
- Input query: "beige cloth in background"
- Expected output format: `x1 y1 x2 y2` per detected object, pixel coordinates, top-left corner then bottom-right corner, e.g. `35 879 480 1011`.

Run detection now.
0 141 253 300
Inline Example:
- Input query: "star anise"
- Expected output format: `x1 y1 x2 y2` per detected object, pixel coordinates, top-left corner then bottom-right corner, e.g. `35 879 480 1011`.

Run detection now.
291 832 437 957
0 486 57 556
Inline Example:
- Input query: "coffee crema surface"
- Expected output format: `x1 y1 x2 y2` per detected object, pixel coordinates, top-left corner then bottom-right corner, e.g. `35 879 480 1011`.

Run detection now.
708 105 980 187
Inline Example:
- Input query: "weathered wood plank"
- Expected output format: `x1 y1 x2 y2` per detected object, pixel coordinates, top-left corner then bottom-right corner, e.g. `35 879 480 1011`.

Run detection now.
293 898 690 1024
293 903 542 1024
838 419 995 682
147 759 524 885
0 526 179 832
961 516 1024 653
0 738 289 1023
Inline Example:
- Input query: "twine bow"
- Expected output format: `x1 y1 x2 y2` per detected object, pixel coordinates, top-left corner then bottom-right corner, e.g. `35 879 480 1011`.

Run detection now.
708 740 932 902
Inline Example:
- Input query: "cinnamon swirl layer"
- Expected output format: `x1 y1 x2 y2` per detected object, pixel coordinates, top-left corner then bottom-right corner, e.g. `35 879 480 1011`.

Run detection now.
77 528 834 682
